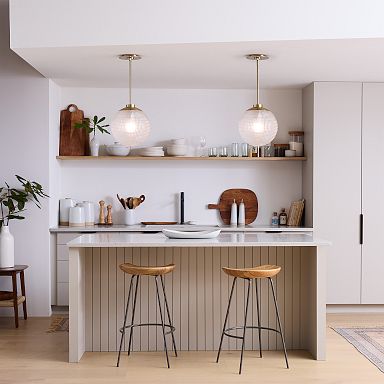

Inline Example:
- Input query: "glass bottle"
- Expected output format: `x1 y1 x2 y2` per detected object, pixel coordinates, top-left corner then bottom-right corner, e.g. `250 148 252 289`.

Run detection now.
271 211 279 227
279 208 287 226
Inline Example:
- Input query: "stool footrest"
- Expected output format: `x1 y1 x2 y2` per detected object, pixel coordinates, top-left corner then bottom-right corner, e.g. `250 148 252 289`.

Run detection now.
223 325 281 340
120 323 175 336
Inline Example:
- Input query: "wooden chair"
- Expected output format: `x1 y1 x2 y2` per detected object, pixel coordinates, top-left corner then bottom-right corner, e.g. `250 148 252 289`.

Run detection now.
0 265 28 328
116 263 177 368
216 264 289 374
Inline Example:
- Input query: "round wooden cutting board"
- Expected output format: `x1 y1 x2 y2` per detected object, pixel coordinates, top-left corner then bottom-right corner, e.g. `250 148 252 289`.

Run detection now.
208 189 258 225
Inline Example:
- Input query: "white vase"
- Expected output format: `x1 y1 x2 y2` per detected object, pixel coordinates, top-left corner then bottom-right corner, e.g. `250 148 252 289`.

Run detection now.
0 226 15 268
90 136 99 156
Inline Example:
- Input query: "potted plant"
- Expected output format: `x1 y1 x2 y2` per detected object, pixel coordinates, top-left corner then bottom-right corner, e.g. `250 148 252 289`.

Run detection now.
0 175 48 268
75 115 110 156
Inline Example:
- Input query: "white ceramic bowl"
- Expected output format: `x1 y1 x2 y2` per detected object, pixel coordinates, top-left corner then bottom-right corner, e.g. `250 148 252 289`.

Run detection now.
106 142 130 156
285 149 296 157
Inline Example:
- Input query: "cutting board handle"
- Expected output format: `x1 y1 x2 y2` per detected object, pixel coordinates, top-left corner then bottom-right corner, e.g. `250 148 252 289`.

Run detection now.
208 204 220 209
66 104 79 113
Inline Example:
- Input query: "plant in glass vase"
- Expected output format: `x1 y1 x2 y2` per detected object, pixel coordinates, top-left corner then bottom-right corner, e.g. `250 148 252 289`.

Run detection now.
75 115 110 156
0 175 48 268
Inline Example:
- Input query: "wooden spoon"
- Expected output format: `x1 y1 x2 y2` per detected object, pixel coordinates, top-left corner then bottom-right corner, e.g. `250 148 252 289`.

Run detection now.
132 195 145 209
117 194 126 209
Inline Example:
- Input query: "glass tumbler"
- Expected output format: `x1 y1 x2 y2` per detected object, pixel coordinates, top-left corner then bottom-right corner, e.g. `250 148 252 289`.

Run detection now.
231 143 239 157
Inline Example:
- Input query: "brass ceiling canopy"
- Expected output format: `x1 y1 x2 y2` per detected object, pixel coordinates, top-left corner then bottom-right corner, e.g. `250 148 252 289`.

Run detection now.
118 54 142 61
245 53 269 61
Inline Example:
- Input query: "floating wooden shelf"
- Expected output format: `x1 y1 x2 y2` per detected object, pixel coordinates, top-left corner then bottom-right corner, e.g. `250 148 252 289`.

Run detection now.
56 156 306 161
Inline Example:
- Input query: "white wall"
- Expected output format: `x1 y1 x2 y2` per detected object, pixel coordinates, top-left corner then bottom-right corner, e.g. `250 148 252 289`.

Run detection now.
59 87 303 225
0 0 51 316
10 0 384 49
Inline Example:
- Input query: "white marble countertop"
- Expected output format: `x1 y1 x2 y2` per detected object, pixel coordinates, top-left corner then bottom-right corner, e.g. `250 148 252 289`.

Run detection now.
50 224 313 233
68 232 329 248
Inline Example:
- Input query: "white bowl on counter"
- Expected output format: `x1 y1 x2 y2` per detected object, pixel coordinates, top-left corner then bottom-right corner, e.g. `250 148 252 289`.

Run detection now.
106 142 130 156
166 144 188 156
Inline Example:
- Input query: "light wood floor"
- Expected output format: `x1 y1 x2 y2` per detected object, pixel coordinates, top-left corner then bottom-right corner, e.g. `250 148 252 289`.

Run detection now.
0 313 384 383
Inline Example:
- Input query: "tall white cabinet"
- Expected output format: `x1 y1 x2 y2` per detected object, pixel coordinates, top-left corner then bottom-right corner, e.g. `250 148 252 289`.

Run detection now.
361 83 384 303
304 81 384 304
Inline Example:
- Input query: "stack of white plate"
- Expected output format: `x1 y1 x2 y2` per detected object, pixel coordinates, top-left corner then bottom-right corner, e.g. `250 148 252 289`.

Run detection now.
138 146 165 157
166 138 188 156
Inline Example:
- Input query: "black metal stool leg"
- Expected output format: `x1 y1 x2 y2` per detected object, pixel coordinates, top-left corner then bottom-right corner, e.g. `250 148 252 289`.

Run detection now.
155 276 170 368
127 275 140 356
255 278 262 358
216 277 237 363
117 275 135 367
160 275 178 357
268 277 289 369
239 278 251 375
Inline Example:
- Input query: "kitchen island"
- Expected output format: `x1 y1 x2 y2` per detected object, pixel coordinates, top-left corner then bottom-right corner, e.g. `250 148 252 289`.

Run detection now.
68 232 329 363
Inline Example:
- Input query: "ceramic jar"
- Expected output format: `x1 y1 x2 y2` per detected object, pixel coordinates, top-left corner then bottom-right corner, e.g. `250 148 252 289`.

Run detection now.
79 201 95 226
69 205 85 227
59 198 75 226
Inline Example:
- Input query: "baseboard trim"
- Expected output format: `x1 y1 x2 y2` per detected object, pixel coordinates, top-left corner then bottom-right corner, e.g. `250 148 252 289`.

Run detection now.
327 304 384 313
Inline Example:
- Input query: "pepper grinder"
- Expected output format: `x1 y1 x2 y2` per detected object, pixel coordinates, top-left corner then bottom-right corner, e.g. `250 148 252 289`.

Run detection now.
106 204 113 225
98 200 105 224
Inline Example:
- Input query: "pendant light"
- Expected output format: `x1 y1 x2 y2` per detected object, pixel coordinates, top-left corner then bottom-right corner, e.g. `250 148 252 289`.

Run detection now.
238 54 278 147
111 54 150 146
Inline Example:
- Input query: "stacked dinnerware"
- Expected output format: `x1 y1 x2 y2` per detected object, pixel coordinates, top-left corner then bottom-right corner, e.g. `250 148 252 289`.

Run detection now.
137 146 165 157
166 138 188 156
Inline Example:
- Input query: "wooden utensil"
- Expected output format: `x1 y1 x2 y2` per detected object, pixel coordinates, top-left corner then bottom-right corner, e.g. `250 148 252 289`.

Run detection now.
117 194 126 209
126 197 133 209
132 195 145 209
59 104 89 156
208 189 258 225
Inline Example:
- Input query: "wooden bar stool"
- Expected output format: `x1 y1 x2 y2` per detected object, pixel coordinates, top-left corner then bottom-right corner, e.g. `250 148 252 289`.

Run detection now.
116 263 177 368
216 264 289 374
0 265 28 328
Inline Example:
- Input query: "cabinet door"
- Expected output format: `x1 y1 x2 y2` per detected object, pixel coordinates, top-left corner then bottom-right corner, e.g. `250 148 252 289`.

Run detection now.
361 83 384 303
313 82 362 304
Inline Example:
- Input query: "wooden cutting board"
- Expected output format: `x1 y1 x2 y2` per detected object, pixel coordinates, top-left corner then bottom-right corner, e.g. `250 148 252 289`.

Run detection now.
59 104 89 156
208 189 258 225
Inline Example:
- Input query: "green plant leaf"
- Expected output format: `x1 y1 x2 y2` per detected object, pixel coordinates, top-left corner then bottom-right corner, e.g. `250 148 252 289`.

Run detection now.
7 214 25 220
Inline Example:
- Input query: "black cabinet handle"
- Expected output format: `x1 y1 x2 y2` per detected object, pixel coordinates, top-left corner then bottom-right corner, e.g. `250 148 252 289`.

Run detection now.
360 214 363 245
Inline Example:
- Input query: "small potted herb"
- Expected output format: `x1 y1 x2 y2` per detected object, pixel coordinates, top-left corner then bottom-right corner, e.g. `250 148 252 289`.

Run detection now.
0 175 48 267
75 115 110 156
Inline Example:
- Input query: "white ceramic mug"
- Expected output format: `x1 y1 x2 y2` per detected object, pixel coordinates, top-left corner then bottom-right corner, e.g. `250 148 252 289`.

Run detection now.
124 209 135 226
69 205 85 227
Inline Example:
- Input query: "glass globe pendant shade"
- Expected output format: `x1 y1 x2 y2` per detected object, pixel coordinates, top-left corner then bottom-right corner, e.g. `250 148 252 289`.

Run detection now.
238 106 278 146
111 105 150 146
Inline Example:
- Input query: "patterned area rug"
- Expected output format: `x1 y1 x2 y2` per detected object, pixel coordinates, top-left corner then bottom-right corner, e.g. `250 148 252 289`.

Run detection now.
46 316 69 333
333 327 384 373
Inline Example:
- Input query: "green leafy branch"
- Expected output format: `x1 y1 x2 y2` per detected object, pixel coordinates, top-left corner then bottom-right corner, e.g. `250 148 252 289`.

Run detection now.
75 115 110 137
0 175 48 227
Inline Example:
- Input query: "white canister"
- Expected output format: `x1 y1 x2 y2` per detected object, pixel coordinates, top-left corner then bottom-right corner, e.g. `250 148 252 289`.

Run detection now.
80 201 95 226
0 226 14 268
289 141 304 156
59 198 75 226
123 210 136 226
69 205 85 227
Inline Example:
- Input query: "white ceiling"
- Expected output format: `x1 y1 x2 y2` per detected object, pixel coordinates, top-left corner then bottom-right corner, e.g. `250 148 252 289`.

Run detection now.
13 38 384 89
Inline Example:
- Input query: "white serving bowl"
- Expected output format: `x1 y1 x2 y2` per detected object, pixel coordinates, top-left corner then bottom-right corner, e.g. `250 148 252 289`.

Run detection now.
106 142 130 156
285 149 296 157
